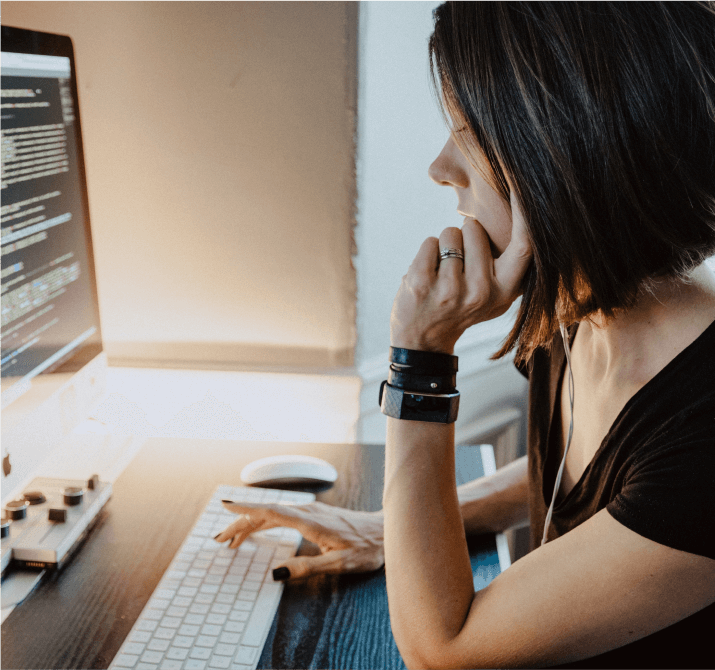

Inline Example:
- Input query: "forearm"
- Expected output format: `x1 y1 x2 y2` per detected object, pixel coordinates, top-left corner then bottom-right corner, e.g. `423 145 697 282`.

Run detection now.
457 454 529 535
383 418 475 669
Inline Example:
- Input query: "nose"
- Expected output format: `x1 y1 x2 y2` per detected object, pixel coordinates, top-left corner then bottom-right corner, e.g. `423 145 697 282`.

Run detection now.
428 136 469 189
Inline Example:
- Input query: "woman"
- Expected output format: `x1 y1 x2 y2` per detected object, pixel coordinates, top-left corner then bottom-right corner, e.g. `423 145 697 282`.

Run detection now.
217 3 715 667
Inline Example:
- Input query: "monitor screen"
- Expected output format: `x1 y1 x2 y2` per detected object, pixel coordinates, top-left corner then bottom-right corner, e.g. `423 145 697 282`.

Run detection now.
1 26 103 411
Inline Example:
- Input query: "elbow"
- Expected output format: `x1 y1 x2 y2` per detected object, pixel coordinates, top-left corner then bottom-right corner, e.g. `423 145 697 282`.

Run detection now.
396 640 460 670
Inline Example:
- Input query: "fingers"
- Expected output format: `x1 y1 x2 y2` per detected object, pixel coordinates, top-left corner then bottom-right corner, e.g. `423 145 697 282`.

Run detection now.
409 236 440 277
271 549 355 582
461 218 494 293
214 513 267 549
219 500 318 546
493 189 533 298
437 227 465 281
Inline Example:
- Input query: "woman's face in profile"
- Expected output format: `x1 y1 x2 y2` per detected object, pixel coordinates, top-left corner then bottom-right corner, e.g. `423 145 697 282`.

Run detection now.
428 134 513 257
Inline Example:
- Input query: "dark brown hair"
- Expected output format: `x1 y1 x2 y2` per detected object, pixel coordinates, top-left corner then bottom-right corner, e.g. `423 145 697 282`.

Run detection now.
429 1 715 363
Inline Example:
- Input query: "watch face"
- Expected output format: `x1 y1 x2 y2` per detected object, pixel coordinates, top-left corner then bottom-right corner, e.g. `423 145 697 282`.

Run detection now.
380 383 460 424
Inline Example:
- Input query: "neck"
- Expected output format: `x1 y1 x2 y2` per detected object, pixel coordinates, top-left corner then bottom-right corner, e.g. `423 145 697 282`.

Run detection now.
575 263 715 387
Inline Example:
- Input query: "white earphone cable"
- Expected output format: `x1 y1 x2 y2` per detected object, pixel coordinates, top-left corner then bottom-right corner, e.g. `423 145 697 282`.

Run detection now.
541 322 575 546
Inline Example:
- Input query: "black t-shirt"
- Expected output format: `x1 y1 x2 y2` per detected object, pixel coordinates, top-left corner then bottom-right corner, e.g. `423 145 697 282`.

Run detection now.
519 320 715 668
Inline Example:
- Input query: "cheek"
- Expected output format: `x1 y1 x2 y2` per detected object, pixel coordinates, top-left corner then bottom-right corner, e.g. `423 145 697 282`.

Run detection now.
471 181 513 255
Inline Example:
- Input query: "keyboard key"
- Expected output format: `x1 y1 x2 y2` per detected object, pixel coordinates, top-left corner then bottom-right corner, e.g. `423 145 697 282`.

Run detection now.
254 547 274 563
233 600 253 612
178 624 200 637
178 587 198 598
114 654 139 667
165 648 189 661
160 579 181 590
129 631 152 644
153 628 177 641
209 604 231 615
208 656 231 669
188 569 207 579
166 570 187 580
189 648 211 660
214 594 235 605
136 620 159 632
204 575 223 585
155 589 176 600
195 635 218 648
136 663 158 670
214 644 237 657
183 660 206 670
144 610 164 621
159 661 182 670
200 624 222 637
170 635 194 648
183 577 202 588
160 617 182 629
229 609 249 620
172 596 192 608
184 614 205 626
150 598 171 610
237 590 257 602
148 640 171 652
122 643 146 655
195 594 215 605
218 584 239 595
141 651 164 664
189 603 210 615
219 633 241 645
233 646 258 665
206 613 227 626
224 622 244 634
167 606 188 618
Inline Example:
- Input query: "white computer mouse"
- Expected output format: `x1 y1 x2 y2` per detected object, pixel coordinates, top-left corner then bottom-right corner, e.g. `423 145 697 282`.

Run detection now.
240 455 338 486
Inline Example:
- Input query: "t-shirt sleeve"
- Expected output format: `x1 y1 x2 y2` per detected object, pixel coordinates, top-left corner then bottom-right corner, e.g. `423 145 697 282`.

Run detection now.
607 422 715 560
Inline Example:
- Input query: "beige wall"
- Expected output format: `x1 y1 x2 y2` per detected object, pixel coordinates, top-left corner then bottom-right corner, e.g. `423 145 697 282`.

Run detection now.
2 1 358 368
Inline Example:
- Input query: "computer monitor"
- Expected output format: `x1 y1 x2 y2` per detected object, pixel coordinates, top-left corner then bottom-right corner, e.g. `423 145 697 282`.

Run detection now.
1 25 106 502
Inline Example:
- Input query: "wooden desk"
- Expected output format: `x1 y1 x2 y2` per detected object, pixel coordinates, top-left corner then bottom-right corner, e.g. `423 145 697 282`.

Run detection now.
1 439 506 670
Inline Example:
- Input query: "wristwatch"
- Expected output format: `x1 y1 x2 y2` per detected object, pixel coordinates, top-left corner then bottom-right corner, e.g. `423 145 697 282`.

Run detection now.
379 381 460 424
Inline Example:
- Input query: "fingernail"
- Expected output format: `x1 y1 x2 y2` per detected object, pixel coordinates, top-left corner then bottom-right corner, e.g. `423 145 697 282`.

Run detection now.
221 499 233 504
272 567 290 582
214 533 222 540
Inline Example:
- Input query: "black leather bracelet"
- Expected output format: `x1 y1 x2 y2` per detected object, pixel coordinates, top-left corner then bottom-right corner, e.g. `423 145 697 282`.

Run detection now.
389 347 458 374
388 365 457 394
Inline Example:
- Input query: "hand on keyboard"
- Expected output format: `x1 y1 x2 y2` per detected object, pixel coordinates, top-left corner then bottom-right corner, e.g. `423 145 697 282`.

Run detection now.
217 499 384 581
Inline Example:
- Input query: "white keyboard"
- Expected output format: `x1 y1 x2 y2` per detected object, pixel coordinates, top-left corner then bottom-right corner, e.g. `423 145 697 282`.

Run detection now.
109 485 315 670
